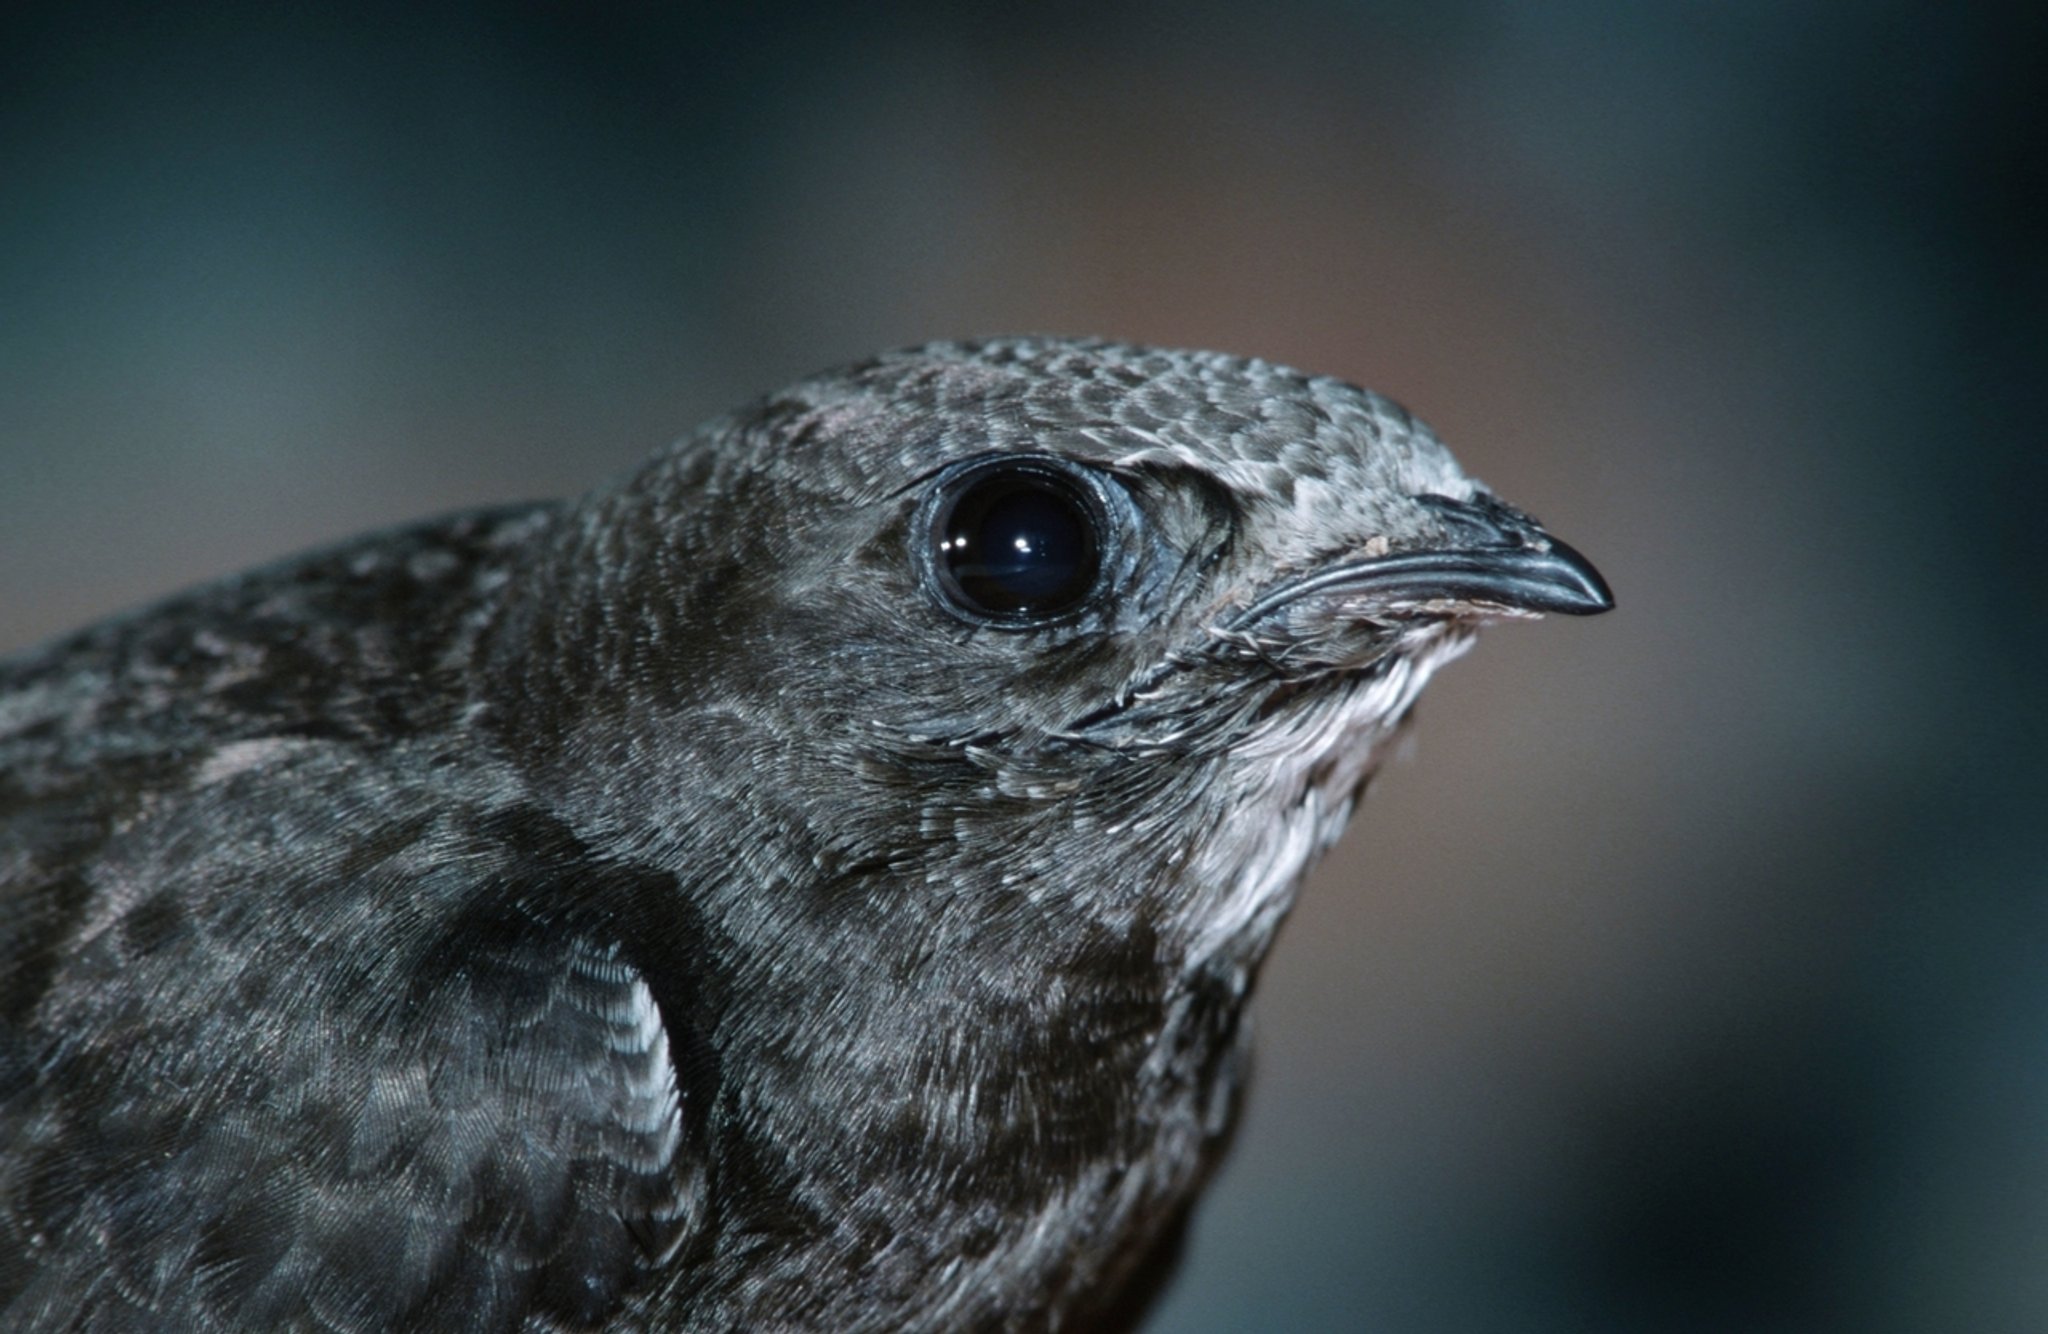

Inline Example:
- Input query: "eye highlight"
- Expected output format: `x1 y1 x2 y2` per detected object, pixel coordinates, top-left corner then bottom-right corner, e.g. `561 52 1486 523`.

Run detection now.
928 458 1108 625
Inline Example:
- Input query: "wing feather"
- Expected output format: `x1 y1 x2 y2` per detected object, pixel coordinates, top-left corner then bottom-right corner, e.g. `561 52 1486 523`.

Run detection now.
0 793 705 1333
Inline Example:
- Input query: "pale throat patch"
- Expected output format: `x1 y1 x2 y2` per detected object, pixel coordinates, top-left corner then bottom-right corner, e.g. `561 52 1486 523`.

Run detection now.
1182 626 1477 965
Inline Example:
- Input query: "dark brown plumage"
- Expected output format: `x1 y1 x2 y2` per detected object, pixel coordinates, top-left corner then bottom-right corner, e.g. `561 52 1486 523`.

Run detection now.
0 338 1609 1331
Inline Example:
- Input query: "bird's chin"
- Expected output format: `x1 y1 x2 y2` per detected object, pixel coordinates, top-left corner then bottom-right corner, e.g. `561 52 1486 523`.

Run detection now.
1175 626 1478 965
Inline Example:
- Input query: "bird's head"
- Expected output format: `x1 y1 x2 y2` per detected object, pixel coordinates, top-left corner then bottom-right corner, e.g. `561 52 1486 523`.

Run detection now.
489 337 1610 965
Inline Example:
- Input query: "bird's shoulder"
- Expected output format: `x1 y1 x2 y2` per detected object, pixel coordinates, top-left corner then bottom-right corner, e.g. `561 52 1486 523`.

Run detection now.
0 503 716 1328
0 503 559 1018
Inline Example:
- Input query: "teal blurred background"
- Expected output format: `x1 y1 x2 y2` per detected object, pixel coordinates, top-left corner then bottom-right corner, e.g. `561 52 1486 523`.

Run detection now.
2 4 2039 1329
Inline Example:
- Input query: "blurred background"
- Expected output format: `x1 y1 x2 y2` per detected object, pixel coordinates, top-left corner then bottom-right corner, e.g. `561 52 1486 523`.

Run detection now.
2 3 2039 1329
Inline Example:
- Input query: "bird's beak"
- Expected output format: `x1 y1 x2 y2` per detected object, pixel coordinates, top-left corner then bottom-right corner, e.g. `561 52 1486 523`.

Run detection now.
1228 493 1614 629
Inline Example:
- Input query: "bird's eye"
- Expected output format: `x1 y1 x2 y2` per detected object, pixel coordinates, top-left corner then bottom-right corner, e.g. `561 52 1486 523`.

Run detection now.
929 459 1107 625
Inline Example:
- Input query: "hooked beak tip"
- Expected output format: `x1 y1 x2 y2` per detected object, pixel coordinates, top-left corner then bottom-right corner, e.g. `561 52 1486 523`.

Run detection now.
1514 535 1615 615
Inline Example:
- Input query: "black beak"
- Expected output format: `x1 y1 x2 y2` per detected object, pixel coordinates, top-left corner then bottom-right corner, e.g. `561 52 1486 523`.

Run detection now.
1229 493 1614 629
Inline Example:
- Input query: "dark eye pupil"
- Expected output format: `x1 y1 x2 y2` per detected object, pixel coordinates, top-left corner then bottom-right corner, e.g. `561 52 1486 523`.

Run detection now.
936 466 1103 620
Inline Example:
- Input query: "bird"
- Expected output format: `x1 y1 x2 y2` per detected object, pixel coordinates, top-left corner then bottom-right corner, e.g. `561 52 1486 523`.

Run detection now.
0 336 1611 1332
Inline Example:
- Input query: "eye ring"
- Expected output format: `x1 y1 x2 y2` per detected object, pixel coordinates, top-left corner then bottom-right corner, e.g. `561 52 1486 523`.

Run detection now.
923 456 1113 627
